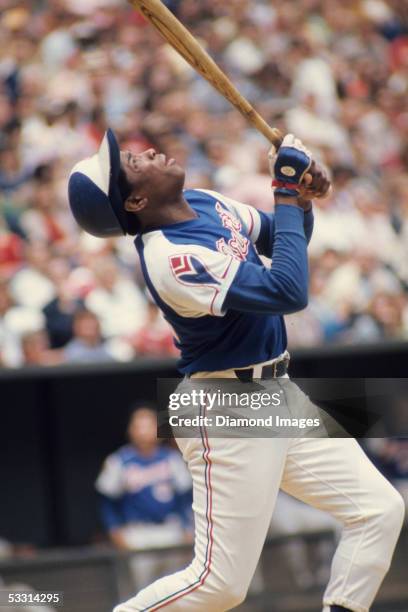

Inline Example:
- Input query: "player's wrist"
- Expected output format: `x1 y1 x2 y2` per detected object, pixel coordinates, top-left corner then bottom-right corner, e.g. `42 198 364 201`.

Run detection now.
298 198 313 212
274 193 301 207
272 181 302 200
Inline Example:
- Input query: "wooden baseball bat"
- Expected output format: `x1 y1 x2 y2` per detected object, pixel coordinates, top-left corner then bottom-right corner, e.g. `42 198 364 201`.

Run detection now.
128 0 283 148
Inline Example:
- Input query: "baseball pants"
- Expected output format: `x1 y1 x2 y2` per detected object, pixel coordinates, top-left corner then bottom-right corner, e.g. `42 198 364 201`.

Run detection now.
114 379 404 612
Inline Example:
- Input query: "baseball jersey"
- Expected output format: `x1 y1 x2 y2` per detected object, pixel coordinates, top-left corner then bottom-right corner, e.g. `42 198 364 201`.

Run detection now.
135 189 313 373
95 445 192 530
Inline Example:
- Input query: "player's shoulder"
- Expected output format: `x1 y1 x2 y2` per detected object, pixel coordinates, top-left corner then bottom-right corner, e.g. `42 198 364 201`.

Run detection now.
187 188 233 209
182 188 236 220
136 211 218 265
184 188 244 217
189 188 223 199
184 188 221 199
138 228 211 261
195 189 261 242
139 228 230 299
190 188 238 206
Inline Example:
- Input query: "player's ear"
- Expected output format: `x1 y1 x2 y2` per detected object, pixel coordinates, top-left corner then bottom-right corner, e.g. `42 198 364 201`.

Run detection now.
124 195 148 213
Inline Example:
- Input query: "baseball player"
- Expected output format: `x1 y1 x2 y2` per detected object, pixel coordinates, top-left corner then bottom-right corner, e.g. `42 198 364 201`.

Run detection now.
68 131 404 612
96 406 193 590
96 407 193 551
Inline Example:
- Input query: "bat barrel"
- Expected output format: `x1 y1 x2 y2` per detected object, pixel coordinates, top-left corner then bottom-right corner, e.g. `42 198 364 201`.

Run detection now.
128 0 283 148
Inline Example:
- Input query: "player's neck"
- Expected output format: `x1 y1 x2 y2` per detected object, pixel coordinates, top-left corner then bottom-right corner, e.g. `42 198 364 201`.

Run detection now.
138 194 198 231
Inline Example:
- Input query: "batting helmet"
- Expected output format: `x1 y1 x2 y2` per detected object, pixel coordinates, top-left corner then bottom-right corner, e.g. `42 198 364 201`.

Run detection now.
68 129 139 237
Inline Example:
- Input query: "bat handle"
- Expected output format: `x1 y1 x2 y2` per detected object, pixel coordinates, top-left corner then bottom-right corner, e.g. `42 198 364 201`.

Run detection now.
263 127 283 149
249 111 283 148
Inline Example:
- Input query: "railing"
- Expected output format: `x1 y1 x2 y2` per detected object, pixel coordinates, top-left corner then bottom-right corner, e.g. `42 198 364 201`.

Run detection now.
0 528 406 612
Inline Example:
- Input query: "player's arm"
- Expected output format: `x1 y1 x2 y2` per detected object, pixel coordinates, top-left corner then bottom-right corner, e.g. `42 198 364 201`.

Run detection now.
224 202 309 314
223 136 325 315
158 201 309 317
154 137 329 318
108 527 130 551
199 187 315 258
255 204 314 256
95 454 129 549
256 147 330 256
98 494 128 547
255 153 329 255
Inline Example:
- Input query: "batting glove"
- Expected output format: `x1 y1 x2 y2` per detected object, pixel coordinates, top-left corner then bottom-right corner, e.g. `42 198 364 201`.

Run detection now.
268 134 312 198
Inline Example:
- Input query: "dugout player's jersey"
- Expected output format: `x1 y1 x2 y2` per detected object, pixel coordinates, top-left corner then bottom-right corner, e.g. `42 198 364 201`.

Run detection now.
95 445 192 529
135 189 312 373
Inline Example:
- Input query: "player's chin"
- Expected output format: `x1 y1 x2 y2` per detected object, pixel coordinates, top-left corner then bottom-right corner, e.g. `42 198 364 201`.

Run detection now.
163 166 186 194
168 163 185 180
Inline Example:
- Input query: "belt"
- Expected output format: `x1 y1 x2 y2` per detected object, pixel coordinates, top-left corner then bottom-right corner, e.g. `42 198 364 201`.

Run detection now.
234 356 289 382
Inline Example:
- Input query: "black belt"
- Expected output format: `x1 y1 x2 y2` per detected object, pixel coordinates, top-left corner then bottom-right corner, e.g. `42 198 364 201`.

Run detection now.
234 358 289 383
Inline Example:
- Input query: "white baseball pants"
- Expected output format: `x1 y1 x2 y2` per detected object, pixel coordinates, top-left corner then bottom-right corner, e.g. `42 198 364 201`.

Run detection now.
114 380 404 612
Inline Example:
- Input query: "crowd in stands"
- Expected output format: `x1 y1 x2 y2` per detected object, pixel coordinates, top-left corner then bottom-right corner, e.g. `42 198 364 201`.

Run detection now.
1 0 408 367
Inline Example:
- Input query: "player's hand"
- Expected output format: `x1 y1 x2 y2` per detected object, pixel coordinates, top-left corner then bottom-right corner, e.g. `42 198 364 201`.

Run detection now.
299 160 331 200
268 134 312 199
109 528 131 551
268 135 331 200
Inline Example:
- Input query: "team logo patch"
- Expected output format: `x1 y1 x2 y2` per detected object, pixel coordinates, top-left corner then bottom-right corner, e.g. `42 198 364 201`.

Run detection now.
170 254 221 286
281 166 296 177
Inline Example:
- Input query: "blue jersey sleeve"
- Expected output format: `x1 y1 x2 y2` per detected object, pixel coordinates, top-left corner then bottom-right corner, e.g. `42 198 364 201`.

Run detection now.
256 208 314 256
304 209 314 245
99 493 125 531
223 204 309 315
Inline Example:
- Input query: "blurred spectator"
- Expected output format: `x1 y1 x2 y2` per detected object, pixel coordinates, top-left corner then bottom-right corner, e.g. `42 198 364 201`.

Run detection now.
130 301 178 357
10 244 56 310
43 281 83 349
63 308 115 363
0 0 408 368
0 277 19 365
0 217 23 276
95 406 192 587
20 329 62 366
19 178 66 245
0 145 32 193
344 291 405 343
85 256 147 338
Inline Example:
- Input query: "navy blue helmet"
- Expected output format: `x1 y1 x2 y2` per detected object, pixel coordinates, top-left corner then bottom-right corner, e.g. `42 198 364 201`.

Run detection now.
68 129 139 237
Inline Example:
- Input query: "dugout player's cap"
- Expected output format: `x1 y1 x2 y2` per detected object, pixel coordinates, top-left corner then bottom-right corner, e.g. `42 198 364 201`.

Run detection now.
68 129 139 237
